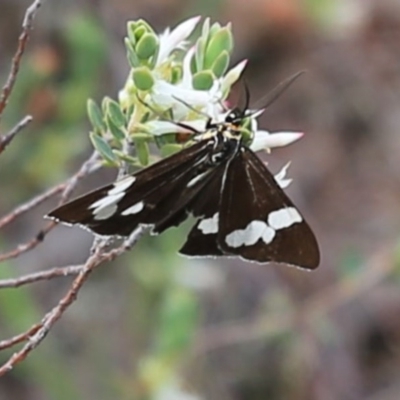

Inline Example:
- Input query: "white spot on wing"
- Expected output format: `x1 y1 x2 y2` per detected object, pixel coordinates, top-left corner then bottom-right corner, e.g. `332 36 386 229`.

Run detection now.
93 204 118 220
225 220 276 248
89 192 125 211
121 201 144 215
268 207 302 230
262 226 276 244
108 176 136 195
198 213 219 234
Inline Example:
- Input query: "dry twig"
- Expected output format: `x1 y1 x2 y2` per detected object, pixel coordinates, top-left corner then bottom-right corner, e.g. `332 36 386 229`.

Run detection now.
0 0 147 378
0 115 32 154
0 0 41 117
0 227 146 376
0 152 100 262
0 265 83 289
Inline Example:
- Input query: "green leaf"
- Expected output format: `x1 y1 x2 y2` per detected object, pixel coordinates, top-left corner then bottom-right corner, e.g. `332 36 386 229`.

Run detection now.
211 50 229 77
134 26 146 42
107 98 126 127
87 99 106 133
125 38 140 68
209 22 221 38
106 114 126 141
201 17 211 43
113 150 140 165
204 27 233 69
136 33 159 60
132 67 155 91
160 143 183 158
192 70 214 90
90 132 119 165
195 37 205 72
131 132 153 140
134 138 150 166
127 21 137 45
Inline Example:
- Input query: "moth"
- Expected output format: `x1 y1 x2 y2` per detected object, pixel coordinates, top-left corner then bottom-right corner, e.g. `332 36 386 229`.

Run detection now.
47 108 320 270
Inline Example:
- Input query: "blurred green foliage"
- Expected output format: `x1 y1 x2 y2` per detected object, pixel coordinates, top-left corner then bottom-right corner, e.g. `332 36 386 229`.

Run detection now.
1 13 107 203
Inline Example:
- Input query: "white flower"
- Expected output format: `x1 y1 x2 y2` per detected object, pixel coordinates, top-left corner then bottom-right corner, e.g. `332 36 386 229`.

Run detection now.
150 79 222 121
274 162 292 189
151 46 248 123
156 16 201 65
250 130 303 152
220 59 248 94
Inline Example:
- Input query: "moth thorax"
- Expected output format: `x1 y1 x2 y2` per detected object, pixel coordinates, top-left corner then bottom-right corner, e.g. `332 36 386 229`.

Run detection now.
222 126 242 140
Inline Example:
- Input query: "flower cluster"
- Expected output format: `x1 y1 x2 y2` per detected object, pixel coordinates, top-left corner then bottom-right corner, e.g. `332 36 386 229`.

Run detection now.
87 16 302 183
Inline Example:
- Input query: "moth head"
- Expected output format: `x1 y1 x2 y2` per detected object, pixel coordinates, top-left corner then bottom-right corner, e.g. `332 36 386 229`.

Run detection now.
222 107 254 145
225 107 245 126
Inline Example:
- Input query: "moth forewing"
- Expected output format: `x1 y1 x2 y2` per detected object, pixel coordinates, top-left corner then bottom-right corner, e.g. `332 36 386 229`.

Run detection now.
153 161 227 235
46 140 211 236
179 164 227 257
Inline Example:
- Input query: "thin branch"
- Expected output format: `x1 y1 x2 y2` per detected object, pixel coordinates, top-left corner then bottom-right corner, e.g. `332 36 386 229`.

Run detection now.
0 0 42 117
0 265 83 289
0 221 56 263
56 152 100 204
0 324 41 351
0 115 32 154
0 184 63 230
0 227 145 376
0 152 100 263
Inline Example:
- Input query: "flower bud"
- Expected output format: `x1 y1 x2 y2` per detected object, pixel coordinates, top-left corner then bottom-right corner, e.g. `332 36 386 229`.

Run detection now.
132 67 155 91
204 27 233 69
136 33 159 60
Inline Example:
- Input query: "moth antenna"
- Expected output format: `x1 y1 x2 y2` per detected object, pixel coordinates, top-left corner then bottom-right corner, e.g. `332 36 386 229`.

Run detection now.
243 79 251 114
253 70 306 111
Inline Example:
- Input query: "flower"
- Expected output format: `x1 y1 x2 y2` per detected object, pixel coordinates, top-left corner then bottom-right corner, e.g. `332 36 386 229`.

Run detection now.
274 162 292 189
93 16 304 174
250 130 303 152
156 16 201 65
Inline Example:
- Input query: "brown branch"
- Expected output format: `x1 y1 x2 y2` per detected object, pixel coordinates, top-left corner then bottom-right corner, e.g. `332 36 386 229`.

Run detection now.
0 324 41 351
0 115 32 154
0 185 63 229
0 0 42 117
0 265 83 289
0 228 145 376
0 152 100 263
0 221 56 263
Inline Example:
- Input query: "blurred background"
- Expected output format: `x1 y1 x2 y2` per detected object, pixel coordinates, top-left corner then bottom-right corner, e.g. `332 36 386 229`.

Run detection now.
1 0 400 399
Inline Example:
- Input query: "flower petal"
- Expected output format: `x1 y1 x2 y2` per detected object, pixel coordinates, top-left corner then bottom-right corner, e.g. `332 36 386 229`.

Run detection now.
251 130 303 152
181 46 196 88
151 79 223 121
145 119 206 135
274 162 292 189
157 16 201 64
221 59 247 93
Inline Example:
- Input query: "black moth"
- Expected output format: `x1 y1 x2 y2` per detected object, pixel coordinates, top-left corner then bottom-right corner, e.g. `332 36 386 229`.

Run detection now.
47 108 320 269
